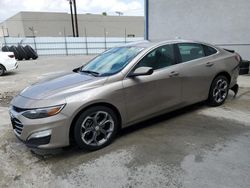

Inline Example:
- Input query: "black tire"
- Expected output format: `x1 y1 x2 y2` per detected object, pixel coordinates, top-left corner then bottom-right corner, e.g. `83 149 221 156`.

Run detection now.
1 46 10 52
24 45 38 60
74 106 119 151
10 46 22 60
208 75 229 107
17 45 29 60
0 65 5 76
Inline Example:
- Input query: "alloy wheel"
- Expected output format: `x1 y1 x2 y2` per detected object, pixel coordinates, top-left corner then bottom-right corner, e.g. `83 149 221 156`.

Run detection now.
212 79 228 103
81 111 114 146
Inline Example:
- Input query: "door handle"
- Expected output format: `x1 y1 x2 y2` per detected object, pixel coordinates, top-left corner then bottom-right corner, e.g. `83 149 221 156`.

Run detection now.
206 62 214 67
169 71 179 77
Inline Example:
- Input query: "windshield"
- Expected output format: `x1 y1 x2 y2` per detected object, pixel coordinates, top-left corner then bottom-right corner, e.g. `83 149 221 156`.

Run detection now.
81 47 144 76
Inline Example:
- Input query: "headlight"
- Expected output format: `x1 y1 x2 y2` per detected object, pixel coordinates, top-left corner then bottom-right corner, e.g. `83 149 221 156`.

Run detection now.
22 104 65 119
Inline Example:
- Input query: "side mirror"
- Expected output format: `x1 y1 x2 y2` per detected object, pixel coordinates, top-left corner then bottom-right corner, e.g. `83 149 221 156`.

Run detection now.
128 66 153 77
73 67 81 73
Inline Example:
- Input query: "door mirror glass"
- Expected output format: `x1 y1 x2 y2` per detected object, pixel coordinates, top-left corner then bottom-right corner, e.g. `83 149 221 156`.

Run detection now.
128 66 153 77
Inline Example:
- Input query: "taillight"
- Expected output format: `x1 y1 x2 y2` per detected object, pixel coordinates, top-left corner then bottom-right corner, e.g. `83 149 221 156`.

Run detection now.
8 54 15 58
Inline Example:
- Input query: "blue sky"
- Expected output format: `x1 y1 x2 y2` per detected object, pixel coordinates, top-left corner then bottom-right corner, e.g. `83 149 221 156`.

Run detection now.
0 0 144 22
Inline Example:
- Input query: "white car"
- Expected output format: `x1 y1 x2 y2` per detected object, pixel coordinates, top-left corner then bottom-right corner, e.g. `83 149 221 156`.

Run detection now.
0 51 18 76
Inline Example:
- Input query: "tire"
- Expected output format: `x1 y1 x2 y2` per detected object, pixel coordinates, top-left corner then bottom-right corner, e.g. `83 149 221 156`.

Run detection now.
17 45 29 60
1 46 10 52
0 65 5 76
74 106 119 151
24 45 38 60
208 75 229 107
10 46 22 60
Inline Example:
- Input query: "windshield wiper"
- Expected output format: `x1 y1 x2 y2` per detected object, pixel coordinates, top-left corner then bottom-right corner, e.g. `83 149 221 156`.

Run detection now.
80 70 100 76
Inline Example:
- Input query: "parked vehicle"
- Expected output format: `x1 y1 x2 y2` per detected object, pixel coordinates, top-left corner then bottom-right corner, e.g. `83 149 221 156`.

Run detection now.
10 40 240 150
0 51 18 76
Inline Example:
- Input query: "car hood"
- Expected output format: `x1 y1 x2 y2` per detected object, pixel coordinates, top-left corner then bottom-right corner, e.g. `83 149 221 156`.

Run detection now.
20 72 107 100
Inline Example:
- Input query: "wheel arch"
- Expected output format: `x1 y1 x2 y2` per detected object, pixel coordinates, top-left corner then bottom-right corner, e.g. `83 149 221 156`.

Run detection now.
215 71 231 84
69 102 122 144
0 63 6 70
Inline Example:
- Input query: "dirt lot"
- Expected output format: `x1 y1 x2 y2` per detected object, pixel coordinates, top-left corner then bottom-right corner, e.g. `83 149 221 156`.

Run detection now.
0 56 250 188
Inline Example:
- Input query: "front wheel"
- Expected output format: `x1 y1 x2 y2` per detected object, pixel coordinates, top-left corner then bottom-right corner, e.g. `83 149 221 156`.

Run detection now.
74 106 119 151
208 75 229 106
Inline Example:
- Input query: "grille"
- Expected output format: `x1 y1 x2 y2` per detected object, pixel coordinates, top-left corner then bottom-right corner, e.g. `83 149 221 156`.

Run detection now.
11 117 23 135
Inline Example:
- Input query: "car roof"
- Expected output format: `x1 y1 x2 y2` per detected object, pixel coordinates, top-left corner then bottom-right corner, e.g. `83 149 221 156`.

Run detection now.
122 39 211 48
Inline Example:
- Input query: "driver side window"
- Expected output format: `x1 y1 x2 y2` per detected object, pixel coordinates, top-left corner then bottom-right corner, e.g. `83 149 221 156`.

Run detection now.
135 44 176 70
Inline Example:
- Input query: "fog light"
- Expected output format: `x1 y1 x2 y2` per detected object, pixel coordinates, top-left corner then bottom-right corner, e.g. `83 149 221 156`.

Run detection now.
27 129 52 140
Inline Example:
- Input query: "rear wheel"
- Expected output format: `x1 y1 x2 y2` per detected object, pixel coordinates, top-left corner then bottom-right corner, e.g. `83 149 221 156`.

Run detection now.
0 65 5 76
208 75 229 106
74 106 118 151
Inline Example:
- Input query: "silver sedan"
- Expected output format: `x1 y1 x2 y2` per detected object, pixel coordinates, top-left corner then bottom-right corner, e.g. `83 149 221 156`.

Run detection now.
10 40 240 150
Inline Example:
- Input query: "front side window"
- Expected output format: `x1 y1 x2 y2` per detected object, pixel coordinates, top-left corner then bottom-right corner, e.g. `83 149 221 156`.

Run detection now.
135 44 175 70
178 43 205 63
81 47 144 76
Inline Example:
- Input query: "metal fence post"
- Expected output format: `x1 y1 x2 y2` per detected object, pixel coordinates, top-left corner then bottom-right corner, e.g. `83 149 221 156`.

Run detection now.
64 28 68 56
104 28 107 50
29 27 37 52
125 28 127 44
33 36 37 52
84 27 88 55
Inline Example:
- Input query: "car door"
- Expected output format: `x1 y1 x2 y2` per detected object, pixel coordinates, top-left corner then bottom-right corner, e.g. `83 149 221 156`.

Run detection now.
122 44 182 124
176 43 218 104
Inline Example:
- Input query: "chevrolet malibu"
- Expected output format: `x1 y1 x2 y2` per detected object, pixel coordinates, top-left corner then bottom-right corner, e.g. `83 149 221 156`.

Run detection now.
10 40 240 150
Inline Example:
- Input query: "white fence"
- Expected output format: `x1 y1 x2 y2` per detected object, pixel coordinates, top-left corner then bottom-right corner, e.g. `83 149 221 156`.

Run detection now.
0 37 144 56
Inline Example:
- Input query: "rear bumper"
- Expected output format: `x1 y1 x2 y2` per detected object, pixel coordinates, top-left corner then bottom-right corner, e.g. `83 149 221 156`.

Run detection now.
230 64 240 88
6 62 18 71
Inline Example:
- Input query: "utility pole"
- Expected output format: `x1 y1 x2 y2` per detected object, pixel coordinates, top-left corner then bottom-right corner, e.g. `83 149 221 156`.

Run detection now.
73 0 79 37
68 0 75 37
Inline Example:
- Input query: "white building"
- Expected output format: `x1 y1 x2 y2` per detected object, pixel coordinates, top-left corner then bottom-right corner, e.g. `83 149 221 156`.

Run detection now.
145 0 250 59
0 11 144 38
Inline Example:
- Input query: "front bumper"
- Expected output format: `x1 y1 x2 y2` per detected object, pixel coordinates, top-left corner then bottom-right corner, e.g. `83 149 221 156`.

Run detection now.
15 132 51 148
9 107 71 149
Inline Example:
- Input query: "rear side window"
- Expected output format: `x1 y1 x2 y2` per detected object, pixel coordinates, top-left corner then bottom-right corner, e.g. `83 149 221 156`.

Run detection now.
177 43 205 63
203 45 218 56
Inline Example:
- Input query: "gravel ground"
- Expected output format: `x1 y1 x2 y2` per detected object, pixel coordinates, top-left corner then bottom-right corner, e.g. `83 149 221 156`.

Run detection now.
0 56 250 188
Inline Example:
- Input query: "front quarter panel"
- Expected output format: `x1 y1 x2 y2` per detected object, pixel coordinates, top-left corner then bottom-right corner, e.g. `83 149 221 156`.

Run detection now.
64 76 126 128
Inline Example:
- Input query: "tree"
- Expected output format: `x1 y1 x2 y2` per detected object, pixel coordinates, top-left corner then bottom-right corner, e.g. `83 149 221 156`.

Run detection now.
102 12 107 16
